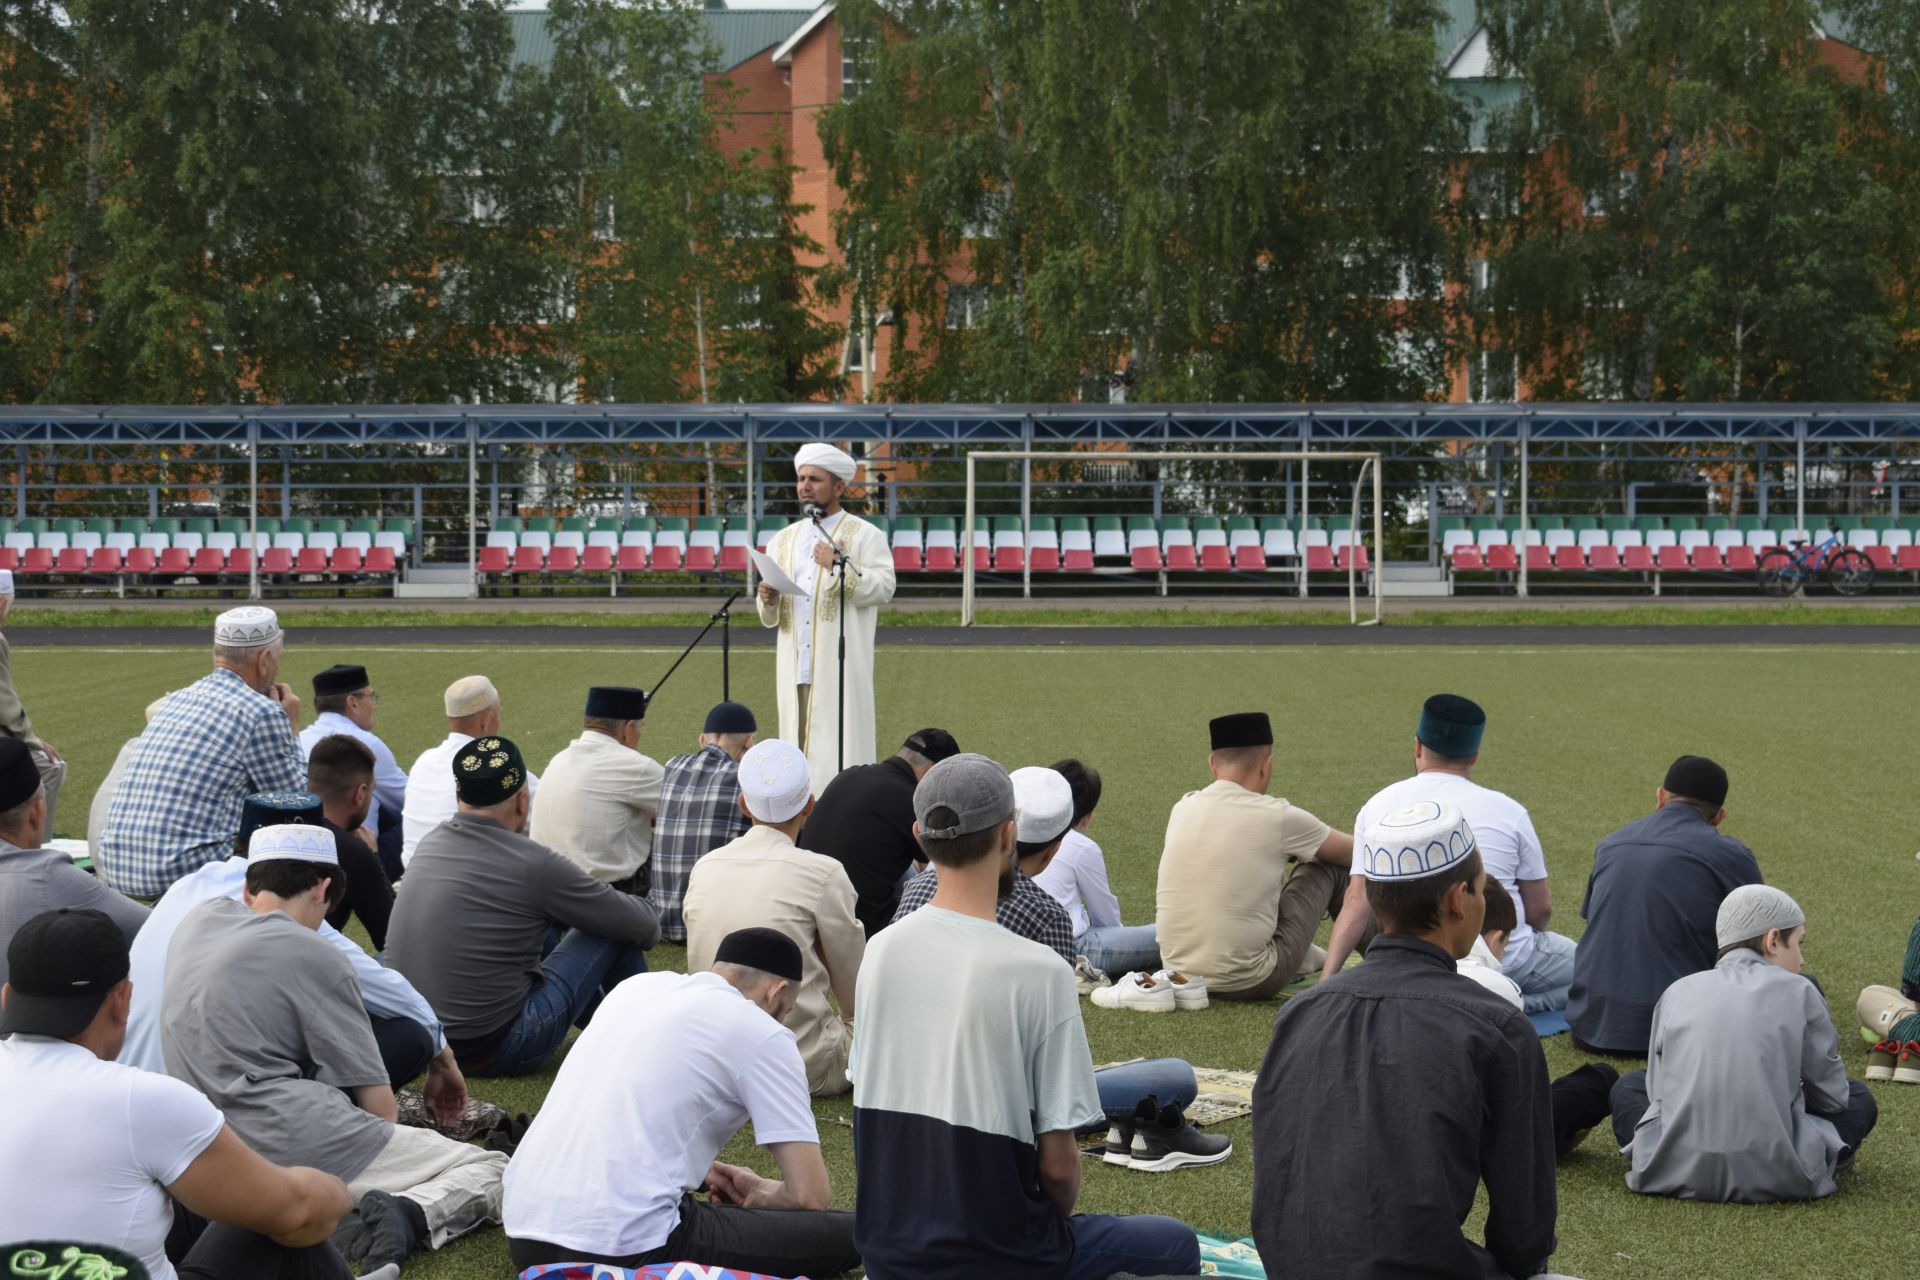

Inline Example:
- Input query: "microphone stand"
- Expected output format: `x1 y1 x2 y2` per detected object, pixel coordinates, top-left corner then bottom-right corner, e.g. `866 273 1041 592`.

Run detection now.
810 507 862 774
650 588 743 706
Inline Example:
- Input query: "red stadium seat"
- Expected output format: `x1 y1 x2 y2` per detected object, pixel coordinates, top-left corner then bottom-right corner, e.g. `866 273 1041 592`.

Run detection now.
363 547 397 575
683 546 716 572
1525 546 1551 572
125 548 159 574
1656 546 1689 572
1130 545 1163 571
1061 548 1094 571
1305 546 1335 572
1690 546 1723 571
1029 547 1060 572
292 547 328 575
1485 545 1518 571
994 546 1026 572
1198 544 1231 571
190 548 227 575
1900 545 1920 572
1338 545 1371 573
0 549 16 571
54 548 89 575
328 547 363 575
547 547 580 573
1550 546 1585 571
1451 547 1484 572
1586 545 1620 570
1621 546 1654 572
650 545 682 572
1724 546 1756 572
970 544 990 571
157 548 193 575
718 545 749 572
1866 545 1895 572
892 545 923 572
222 549 254 577
1163 545 1197 571
18 548 53 576
477 546 511 574
1234 545 1268 572
582 546 615 573
925 546 957 572
511 546 545 574
89 548 125 574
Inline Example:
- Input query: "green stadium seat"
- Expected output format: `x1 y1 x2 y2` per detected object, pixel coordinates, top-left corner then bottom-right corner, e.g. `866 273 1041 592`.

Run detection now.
1900 514 1920 532
493 517 524 534
254 517 283 536
526 516 557 534
1734 515 1764 532
118 518 149 535
1437 515 1468 532
658 517 690 534
1194 516 1225 536
1668 517 1698 532
893 516 923 536
1468 515 1498 532
624 517 657 536
693 516 724 533
1867 515 1896 531
281 518 313 535
217 517 249 534
1566 516 1600 532
152 518 182 535
351 517 381 534
1634 516 1665 533
926 516 957 535
866 515 890 539
85 518 114 536
1699 516 1730 532
0 519 13 537
591 516 623 533
382 518 416 537
314 518 347 535
1532 516 1565 531
561 516 590 533
1602 515 1631 532
51 518 82 536
18 518 48 535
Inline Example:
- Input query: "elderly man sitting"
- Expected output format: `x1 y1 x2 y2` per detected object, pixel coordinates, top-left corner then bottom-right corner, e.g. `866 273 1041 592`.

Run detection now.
97 607 306 897
401 675 540 865
531 686 665 896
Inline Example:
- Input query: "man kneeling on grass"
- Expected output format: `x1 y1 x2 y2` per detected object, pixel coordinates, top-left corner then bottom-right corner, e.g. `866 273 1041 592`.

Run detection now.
504 927 859 1277
1612 885 1877 1202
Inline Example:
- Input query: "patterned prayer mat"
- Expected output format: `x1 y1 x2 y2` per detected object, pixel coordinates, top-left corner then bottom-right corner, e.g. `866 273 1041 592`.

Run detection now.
519 1265 803 1280
1080 1062 1258 1153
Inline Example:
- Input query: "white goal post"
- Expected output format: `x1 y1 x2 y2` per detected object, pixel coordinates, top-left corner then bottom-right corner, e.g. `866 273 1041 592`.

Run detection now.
960 449 1384 626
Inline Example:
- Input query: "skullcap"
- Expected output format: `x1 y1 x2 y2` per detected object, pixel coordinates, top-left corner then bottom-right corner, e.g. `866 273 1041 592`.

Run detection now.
246 822 339 868
1011 766 1074 846
444 675 499 718
214 605 281 648
1360 800 1478 882
738 739 812 823
1716 885 1805 949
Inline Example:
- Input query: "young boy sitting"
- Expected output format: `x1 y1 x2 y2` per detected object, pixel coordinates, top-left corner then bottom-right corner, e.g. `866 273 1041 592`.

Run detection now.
1457 877 1522 1009
1858 915 1920 1083
1610 885 1878 1202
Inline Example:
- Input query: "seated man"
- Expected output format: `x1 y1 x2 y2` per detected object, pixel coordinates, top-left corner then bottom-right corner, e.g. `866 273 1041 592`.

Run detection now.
386 736 658 1077
1253 801 1569 1280
1458 876 1523 1009
1157 712 1353 1000
891 764 1076 965
0 570 68 834
530 686 665 896
1612 885 1877 1202
122 792 456 1096
0 737 149 986
1859 915 1920 1082
162 824 509 1275
505 927 859 1277
801 727 961 936
685 739 863 1096
307 734 396 951
852 753 1201 1280
1034 758 1161 979
401 676 539 865
650 700 757 943
0 907 360 1280
1568 755 1761 1055
298 663 409 879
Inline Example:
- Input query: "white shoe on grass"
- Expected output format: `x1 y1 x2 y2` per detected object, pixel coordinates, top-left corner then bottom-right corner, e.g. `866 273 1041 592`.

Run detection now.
1153 969 1209 1010
1074 955 1112 995
1091 970 1177 1013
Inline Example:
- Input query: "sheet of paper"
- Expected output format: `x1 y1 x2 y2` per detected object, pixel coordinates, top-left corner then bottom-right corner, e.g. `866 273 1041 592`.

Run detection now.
749 547 806 596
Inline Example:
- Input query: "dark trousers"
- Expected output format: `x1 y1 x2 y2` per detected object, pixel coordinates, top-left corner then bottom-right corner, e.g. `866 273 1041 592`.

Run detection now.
168 1203 351 1280
325 830 397 952
370 1013 438 1089
508 1193 859 1278
1611 1069 1880 1154
1550 1063 1619 1158
375 804 406 884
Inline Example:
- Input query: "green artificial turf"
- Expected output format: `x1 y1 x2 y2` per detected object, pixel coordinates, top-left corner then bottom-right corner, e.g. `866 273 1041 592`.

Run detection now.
12 637 1918 1279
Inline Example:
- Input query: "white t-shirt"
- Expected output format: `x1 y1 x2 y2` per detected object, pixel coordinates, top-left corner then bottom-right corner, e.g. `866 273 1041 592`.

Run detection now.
1355 770 1548 971
0 1036 224 1280
790 510 844 685
502 970 818 1256
1457 936 1524 1009
1033 828 1123 938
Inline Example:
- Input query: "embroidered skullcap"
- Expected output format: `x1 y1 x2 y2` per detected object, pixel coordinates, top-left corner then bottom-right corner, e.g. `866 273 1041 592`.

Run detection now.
214 605 281 648
713 927 804 984
586 686 648 721
1417 694 1486 758
237 791 325 854
1663 754 1728 809
312 663 370 697
1716 884 1805 949
246 822 339 868
1209 712 1272 750
794 442 857 483
1360 800 1479 882
454 735 526 806
738 738 812 823
1011 766 1074 847
0 569 13 596
444 675 499 718
0 738 41 810
704 701 757 734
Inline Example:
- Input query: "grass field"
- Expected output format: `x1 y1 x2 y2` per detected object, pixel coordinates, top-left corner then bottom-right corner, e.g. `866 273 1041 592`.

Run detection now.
12 635 1918 1279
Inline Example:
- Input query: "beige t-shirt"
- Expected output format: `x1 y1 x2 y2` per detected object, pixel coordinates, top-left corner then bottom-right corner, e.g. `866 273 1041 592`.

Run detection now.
1155 779 1332 991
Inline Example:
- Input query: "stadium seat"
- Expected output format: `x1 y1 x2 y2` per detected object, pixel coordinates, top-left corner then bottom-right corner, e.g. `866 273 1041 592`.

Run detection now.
477 546 510 575
1339 545 1371 573
1305 546 1335 572
1567 516 1601 532
121 547 157 574
655 520 690 554
1900 546 1920 573
1645 529 1679 551
1551 546 1585 570
1263 527 1298 559
189 548 226 576
53 548 88 575
1451 546 1484 573
925 545 958 572
615 546 648 574
1485 545 1518 571
103 532 136 555
581 546 615 574
586 530 620 552
520 530 553 554
651 545 683 572
293 548 329 575
340 532 373 554
1677 530 1710 552
1656 546 1690 572
892 545 923 572
546 546 580 573
1781 528 1812 547
271 533 306 554
718 544 749 572
1866 545 1895 572
329 547 363 574
1883 528 1914 553
1690 546 1724 571
1092 518 1127 560
1163 544 1197 571
1441 529 1476 556
511 546 546 574
995 544 1027 572
690 519 723 555
1474 528 1507 550
554 531 589 554
1198 544 1231 571
1129 543 1163 572
1195 519 1228 551
14 548 49 576
1711 529 1745 553
362 547 397 576
156 548 192 575
1543 529 1576 551
206 532 238 554
1062 546 1093 571
1723 546 1757 572
1030 544 1061 572
71 531 103 554
683 546 716 572
1230 545 1265 572
1468 515 1499 533
1843 527 1877 549
8 533 43 558
1587 545 1620 570
891 518 925 553
86 547 123 574
351 517 382 535
1576 529 1610 553
1525 546 1551 572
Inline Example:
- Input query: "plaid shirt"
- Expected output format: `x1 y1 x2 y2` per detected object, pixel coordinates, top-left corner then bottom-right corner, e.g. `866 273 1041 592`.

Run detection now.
648 744 750 943
97 668 306 896
892 867 1077 965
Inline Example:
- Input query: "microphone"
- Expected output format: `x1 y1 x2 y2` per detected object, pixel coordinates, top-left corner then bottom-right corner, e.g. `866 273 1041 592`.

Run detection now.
803 503 826 521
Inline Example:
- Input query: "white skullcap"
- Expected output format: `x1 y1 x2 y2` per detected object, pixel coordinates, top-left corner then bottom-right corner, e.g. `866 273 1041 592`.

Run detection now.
444 675 500 718
0 569 13 596
1011 766 1074 846
794 442 857 483
214 605 281 648
246 822 339 868
1360 800 1478 882
739 738 812 823
1716 884 1805 949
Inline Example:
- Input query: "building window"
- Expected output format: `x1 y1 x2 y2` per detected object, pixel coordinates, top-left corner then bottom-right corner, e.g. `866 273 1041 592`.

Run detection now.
944 283 991 329
841 29 870 101
846 328 868 373
1468 350 1518 403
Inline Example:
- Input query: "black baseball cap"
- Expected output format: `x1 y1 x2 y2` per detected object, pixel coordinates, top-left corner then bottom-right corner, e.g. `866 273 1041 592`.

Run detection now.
902 728 960 763
0 908 130 1039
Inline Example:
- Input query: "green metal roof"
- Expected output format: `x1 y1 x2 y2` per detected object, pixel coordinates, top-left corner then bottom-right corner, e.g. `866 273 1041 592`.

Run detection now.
507 7 811 75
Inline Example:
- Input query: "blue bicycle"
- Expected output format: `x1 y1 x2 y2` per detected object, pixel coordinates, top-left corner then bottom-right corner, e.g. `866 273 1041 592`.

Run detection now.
1756 533 1873 597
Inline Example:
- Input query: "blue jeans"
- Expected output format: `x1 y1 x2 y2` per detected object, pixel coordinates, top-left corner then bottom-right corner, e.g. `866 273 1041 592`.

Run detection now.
475 927 649 1076
1059 1212 1200 1280
1611 1069 1878 1157
1077 924 1162 977
1088 1059 1197 1128
1509 930 1577 1014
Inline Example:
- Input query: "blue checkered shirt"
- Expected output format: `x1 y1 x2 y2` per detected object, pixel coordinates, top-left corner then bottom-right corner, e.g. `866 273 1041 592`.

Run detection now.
648 744 750 943
97 668 306 896
892 867 1077 964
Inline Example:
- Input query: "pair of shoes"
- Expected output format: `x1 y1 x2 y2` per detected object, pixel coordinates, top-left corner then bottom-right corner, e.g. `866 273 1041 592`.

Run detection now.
1074 955 1112 995
1091 970 1208 1012
1104 1098 1232 1171
1867 1040 1900 1081
1897 1041 1920 1085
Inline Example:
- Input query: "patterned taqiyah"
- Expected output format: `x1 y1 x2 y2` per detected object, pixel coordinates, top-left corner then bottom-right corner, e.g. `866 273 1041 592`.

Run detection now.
738 738 811 823
213 605 281 648
1360 800 1478 882
246 821 339 867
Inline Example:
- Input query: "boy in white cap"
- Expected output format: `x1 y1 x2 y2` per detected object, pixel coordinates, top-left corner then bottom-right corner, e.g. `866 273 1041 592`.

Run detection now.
97 606 306 897
400 675 539 865
683 738 864 1095
753 441 896 795
1610 884 1877 1202
0 568 67 835
163 823 508 1275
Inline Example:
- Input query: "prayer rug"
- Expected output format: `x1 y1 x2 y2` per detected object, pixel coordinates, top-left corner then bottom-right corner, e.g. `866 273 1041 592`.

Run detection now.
1529 1009 1571 1038
1197 1234 1267 1277
519 1265 802 1280
1081 1063 1258 1153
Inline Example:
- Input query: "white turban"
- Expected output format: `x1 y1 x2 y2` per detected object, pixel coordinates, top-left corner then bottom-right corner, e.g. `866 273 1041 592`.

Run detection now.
795 442 857 483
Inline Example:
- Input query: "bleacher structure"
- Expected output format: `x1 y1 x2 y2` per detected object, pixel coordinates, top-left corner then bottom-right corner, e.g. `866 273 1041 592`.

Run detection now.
0 516 413 588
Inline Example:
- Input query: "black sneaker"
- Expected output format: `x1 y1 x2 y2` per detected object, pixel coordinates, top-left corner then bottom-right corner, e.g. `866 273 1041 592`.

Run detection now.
1128 1100 1232 1172
1105 1096 1157 1166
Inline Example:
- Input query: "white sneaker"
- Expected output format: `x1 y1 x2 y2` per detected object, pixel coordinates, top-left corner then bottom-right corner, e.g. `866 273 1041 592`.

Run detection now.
1154 969 1209 1010
1090 971 1178 1013
1074 955 1112 996
1298 943 1328 978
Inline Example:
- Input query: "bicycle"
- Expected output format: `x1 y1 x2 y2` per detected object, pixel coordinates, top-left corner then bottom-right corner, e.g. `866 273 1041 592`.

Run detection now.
1756 533 1874 597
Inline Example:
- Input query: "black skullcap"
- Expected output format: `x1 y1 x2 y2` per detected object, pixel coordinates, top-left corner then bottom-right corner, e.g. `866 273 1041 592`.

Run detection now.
454 736 528 806
1209 712 1273 750
0 908 130 1038
236 791 325 855
1418 694 1486 758
312 663 370 697
713 927 804 983
902 727 960 763
704 701 758 734
0 737 41 810
1664 755 1728 809
586 686 649 721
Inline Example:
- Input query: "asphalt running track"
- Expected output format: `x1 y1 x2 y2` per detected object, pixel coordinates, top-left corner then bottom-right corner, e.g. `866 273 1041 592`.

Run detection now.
15 624 1920 648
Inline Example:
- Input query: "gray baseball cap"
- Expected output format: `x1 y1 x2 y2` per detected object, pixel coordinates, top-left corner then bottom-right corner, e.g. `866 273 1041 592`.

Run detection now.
913 753 1015 840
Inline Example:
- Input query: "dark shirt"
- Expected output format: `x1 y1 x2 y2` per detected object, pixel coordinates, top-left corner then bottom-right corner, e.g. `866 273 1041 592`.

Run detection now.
1567 803 1762 1055
319 816 396 952
798 755 921 937
892 867 1077 965
1252 935 1558 1280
